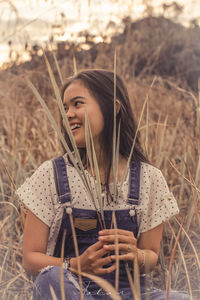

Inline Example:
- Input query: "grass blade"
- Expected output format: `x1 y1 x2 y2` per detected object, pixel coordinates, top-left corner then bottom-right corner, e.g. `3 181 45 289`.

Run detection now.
120 77 157 190
73 53 77 75
49 285 58 300
112 211 119 292
70 268 123 300
166 220 183 300
167 222 193 300
68 211 84 300
85 112 104 221
112 48 118 202
27 78 96 209
52 52 64 85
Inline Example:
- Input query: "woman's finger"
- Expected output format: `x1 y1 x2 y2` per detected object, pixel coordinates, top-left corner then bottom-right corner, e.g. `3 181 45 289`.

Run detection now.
98 234 136 245
110 251 137 261
90 240 105 250
103 243 136 253
97 263 116 275
99 229 135 237
95 246 111 258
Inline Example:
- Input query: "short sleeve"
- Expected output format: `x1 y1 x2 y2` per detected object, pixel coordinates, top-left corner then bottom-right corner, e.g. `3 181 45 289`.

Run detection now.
138 165 179 234
16 160 56 227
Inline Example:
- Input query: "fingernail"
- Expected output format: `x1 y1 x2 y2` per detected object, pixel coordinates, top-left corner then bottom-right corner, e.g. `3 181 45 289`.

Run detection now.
98 231 103 235
98 236 103 240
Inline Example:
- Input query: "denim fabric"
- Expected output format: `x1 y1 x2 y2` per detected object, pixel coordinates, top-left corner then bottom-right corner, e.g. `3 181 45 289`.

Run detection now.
52 156 71 203
53 157 140 290
33 267 93 300
33 267 191 300
127 160 141 205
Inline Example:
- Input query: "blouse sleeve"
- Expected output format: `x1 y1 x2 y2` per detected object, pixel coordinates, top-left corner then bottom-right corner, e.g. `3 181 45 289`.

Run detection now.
137 164 179 234
15 160 56 227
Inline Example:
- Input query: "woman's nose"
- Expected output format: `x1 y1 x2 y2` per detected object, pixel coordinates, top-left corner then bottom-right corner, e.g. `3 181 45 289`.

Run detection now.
66 107 75 118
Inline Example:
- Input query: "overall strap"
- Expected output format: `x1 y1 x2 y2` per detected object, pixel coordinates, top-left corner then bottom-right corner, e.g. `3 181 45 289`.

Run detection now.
52 156 71 203
127 160 141 205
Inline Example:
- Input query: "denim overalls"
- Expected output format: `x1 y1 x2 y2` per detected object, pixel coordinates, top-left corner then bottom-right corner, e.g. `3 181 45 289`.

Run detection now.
52 156 142 292
33 156 192 300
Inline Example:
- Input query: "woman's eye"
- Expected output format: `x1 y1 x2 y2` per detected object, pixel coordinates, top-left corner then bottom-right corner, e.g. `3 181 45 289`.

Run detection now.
74 101 82 107
63 104 68 112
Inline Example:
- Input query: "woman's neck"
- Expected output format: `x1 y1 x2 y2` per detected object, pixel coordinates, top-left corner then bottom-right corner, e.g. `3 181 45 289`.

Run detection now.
86 153 128 185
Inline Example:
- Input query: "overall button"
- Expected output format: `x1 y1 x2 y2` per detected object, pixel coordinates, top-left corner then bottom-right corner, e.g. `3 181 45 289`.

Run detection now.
66 207 72 214
129 209 135 217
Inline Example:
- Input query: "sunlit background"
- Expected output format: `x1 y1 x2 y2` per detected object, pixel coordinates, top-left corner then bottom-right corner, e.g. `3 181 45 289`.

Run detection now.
0 0 200 67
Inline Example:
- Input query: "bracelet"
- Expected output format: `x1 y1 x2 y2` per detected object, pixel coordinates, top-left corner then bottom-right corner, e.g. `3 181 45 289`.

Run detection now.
62 256 71 270
139 250 145 268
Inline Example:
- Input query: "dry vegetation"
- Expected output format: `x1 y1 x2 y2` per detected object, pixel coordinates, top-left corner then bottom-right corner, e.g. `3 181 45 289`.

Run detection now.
0 16 200 299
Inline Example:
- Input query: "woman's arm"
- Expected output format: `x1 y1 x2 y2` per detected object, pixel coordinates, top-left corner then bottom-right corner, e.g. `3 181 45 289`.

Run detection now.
23 210 62 275
137 223 163 272
23 210 115 276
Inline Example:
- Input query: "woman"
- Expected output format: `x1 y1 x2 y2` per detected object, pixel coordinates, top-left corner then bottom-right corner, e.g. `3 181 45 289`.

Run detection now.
16 69 190 299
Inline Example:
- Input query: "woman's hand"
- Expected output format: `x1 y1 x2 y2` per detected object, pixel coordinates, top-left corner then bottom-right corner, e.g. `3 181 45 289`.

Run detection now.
70 240 116 275
96 225 163 273
98 229 138 262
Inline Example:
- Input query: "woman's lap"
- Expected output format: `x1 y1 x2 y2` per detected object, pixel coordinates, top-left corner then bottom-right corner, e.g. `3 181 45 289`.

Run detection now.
33 266 93 300
33 266 192 300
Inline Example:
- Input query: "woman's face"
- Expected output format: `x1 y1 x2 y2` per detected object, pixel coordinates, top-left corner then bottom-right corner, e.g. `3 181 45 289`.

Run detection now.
63 80 104 150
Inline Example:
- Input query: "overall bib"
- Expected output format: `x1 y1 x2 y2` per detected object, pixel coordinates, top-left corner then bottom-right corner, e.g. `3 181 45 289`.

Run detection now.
33 156 191 300
53 156 143 293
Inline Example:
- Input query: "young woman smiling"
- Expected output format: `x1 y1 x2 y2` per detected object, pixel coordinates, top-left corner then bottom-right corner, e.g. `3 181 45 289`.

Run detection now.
16 69 190 299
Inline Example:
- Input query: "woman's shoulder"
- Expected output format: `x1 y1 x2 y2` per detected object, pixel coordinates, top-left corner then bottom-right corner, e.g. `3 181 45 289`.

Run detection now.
36 159 54 172
140 162 163 177
39 153 72 171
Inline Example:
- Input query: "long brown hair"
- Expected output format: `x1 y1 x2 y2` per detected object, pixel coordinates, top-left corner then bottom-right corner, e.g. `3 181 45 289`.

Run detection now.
61 69 148 201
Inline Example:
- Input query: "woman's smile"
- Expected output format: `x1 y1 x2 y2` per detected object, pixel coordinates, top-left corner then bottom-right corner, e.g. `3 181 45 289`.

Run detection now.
70 123 81 132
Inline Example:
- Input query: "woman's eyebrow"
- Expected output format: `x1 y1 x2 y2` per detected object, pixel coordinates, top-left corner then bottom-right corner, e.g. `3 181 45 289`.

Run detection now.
64 96 85 105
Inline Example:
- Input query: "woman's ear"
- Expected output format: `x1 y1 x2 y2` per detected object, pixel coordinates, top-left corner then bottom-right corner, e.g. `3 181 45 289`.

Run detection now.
116 99 121 114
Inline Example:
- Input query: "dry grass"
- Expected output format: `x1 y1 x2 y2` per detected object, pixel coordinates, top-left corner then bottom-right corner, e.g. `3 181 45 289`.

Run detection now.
0 16 200 300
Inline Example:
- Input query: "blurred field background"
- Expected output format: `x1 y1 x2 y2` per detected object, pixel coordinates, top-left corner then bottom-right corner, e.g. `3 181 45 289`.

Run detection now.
0 0 200 299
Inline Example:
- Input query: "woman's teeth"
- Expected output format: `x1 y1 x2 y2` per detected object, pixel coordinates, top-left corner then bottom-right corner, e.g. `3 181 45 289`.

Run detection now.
71 124 81 130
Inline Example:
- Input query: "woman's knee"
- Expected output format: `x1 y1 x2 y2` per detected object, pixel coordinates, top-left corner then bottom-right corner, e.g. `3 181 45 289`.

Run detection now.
33 266 92 300
143 288 192 300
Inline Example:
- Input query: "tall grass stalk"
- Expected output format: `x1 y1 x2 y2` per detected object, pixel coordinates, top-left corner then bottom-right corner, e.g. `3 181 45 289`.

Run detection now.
156 115 167 168
27 79 96 211
49 285 58 300
60 230 66 300
112 48 118 202
68 212 84 300
166 220 183 299
177 143 187 207
120 76 157 190
44 54 105 218
167 222 193 300
163 118 180 172
174 218 200 269
85 112 104 219
166 157 200 288
133 255 141 300
73 53 77 75
112 212 119 291
145 88 149 157
197 79 200 136
124 263 139 300
70 268 123 300
84 117 105 228
168 159 200 194
52 52 64 85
